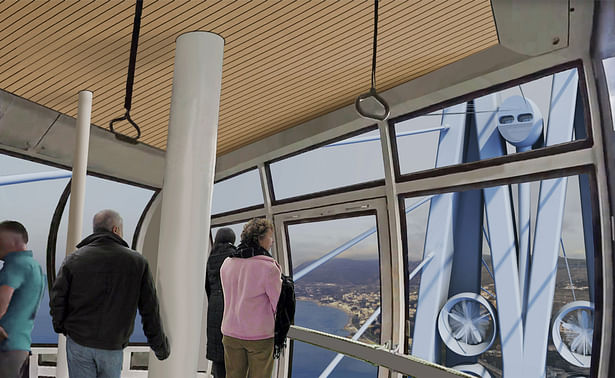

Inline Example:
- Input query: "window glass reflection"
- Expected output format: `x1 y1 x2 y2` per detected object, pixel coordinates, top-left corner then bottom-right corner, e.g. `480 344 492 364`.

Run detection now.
0 153 70 344
212 169 264 215
286 216 381 377
394 68 584 176
403 173 595 377
269 129 385 200
56 176 155 343
603 57 615 129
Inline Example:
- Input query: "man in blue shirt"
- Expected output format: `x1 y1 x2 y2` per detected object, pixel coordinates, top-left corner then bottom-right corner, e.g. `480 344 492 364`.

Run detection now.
0 221 45 378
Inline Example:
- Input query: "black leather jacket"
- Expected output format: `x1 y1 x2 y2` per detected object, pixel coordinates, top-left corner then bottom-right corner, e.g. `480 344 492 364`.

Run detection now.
50 232 169 360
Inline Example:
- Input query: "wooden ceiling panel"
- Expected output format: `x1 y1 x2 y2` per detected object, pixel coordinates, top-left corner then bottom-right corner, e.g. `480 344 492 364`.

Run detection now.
0 0 498 154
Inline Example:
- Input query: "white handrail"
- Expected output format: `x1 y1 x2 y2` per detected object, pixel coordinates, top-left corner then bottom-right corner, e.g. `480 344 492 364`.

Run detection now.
28 347 213 378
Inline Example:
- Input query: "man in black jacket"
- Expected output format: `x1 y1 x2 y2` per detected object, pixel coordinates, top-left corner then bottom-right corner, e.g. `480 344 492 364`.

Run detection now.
50 209 169 378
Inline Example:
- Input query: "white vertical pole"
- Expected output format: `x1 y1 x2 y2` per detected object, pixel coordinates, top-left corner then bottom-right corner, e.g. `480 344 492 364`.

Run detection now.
378 121 404 378
56 90 92 378
148 31 224 378
517 144 532 325
517 176 531 324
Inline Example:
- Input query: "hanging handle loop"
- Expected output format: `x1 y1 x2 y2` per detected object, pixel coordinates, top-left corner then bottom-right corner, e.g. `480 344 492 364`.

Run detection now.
109 0 143 144
109 111 141 143
355 0 390 122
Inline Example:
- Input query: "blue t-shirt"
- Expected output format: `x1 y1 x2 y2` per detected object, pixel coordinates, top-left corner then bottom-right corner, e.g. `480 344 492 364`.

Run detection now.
0 250 45 351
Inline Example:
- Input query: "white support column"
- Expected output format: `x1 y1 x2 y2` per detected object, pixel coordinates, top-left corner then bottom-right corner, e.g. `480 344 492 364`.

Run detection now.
148 31 224 378
475 93 524 377
522 69 578 377
56 90 93 378
412 103 467 362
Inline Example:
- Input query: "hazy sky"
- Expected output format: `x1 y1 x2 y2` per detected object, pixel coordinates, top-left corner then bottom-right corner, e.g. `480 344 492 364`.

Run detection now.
0 154 153 270
0 154 154 343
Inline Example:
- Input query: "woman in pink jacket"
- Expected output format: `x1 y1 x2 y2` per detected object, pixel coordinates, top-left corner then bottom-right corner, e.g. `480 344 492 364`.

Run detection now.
220 218 282 378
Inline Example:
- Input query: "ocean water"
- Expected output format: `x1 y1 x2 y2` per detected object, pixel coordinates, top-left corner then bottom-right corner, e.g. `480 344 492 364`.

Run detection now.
291 300 377 378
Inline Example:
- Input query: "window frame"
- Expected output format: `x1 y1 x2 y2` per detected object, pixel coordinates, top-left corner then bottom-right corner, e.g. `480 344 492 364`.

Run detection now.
265 125 385 205
211 166 265 218
274 198 392 378
389 60 593 184
397 165 603 378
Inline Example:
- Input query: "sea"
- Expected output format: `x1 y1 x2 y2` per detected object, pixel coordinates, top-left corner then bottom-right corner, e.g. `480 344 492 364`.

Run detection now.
291 300 377 378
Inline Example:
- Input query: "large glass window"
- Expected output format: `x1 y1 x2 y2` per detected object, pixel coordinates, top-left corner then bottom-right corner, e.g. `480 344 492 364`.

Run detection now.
0 154 70 345
286 215 381 377
212 169 264 215
268 129 385 200
393 66 586 178
403 173 597 377
603 57 615 129
55 176 155 343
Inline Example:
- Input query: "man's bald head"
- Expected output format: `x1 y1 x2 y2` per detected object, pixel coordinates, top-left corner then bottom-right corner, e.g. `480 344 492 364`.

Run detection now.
0 221 28 258
93 210 123 238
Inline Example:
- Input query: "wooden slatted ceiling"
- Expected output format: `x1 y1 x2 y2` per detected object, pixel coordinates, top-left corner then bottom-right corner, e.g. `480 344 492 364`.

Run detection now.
0 0 498 154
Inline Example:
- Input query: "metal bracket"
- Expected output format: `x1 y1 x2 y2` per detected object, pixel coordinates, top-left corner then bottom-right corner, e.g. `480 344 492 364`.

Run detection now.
355 88 390 121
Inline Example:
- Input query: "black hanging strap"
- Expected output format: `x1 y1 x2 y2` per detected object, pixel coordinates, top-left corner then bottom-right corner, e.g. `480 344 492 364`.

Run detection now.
109 0 143 143
371 0 378 90
355 0 389 121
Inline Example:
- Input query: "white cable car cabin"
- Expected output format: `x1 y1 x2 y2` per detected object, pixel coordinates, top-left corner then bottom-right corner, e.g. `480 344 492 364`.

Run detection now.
0 0 613 377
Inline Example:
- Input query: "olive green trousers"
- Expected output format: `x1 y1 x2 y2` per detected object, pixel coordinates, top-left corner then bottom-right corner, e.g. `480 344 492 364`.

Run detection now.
222 335 274 378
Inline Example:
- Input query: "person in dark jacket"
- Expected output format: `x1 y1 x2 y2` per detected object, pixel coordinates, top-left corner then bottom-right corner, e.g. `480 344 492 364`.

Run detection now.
205 228 236 378
50 209 169 378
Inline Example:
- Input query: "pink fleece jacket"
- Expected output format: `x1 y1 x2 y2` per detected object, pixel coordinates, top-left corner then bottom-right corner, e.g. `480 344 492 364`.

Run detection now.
220 255 282 340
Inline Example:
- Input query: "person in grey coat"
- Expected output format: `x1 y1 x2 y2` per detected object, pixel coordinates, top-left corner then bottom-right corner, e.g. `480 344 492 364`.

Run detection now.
206 228 236 378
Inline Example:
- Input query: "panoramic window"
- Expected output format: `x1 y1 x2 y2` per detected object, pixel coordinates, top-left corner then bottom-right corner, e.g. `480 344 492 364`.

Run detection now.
0 153 70 345
603 57 615 129
268 129 385 201
393 66 586 177
286 215 381 377
211 169 264 215
403 173 597 377
55 175 155 343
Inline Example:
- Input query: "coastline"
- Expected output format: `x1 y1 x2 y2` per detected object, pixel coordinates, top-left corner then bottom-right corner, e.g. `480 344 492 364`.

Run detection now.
296 296 361 336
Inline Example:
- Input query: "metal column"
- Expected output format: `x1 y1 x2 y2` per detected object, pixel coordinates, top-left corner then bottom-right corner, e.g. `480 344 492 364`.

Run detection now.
522 69 578 377
475 93 524 377
412 103 468 362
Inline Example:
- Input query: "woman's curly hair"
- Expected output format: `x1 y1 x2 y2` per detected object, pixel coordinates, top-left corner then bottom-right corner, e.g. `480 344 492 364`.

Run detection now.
241 218 274 246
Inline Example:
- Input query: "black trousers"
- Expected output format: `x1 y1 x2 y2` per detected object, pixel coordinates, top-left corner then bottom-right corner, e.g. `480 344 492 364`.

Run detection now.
212 360 226 378
0 350 28 378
